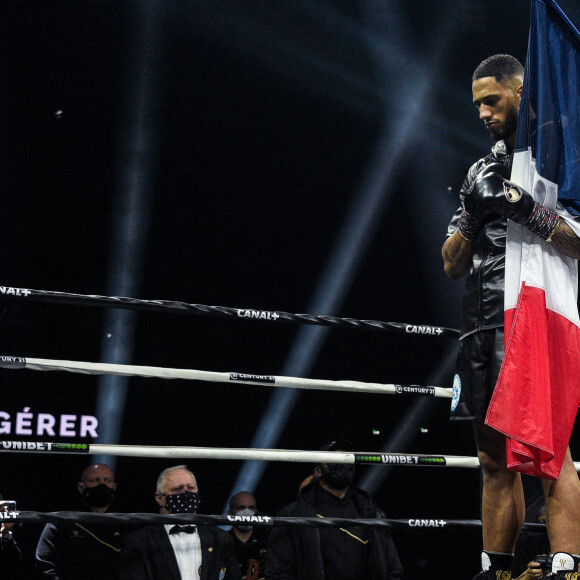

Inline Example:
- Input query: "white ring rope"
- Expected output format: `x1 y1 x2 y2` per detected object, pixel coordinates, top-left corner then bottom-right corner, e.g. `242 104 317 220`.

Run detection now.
4 358 579 470
4 442 576 472
0 356 452 398
5 441 580 471
0 440 580 471
0 441 479 467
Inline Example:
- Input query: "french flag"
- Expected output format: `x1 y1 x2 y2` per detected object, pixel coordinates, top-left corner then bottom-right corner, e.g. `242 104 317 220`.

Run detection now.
485 0 580 480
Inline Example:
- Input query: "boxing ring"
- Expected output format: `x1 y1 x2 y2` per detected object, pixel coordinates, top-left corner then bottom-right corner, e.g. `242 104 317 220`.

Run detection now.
0 286 555 565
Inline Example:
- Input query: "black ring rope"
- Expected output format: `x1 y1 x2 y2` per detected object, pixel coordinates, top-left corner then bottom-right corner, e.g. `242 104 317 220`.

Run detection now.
0 286 459 337
0 510 547 531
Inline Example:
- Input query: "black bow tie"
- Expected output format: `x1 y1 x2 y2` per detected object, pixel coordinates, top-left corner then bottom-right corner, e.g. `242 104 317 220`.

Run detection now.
169 525 196 535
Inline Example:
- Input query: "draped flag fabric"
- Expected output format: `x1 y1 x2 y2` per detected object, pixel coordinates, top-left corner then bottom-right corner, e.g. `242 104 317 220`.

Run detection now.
485 0 580 479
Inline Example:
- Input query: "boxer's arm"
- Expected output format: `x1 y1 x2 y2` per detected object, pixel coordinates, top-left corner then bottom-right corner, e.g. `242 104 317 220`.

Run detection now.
546 218 580 260
443 191 480 280
442 230 473 280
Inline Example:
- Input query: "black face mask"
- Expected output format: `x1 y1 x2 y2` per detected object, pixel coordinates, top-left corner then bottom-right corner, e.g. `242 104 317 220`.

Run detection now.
321 463 355 490
82 483 115 508
163 491 201 514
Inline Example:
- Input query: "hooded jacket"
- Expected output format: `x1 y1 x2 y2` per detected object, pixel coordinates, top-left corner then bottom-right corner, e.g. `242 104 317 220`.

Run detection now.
264 481 403 580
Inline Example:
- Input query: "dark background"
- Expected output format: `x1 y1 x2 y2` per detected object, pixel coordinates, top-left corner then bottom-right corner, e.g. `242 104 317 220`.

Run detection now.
1 0 580 577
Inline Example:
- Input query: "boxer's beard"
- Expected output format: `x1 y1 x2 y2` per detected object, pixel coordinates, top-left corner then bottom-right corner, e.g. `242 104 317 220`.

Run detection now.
489 102 518 143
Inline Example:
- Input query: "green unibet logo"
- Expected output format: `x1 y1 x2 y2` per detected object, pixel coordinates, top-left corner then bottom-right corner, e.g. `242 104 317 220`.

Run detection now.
55 443 88 451
358 456 381 462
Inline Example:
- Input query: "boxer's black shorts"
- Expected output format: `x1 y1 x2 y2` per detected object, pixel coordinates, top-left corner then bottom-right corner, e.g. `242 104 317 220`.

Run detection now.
450 328 504 421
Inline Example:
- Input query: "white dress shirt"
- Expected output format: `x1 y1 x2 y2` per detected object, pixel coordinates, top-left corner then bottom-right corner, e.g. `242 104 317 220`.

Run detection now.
164 524 202 580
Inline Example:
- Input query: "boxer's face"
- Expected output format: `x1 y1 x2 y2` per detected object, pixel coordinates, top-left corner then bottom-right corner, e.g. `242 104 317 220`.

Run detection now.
472 76 521 143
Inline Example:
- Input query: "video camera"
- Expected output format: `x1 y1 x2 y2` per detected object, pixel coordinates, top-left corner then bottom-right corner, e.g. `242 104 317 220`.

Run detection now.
534 554 551 572
0 501 17 512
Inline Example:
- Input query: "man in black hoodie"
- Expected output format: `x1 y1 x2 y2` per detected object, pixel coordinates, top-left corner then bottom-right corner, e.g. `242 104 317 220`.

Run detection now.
265 440 403 579
36 463 123 578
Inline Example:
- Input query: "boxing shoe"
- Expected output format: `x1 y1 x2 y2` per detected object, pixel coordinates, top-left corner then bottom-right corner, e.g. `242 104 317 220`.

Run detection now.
471 551 512 580
541 552 580 578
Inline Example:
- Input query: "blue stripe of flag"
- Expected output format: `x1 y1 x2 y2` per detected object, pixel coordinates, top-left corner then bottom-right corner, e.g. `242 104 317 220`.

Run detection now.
515 0 580 215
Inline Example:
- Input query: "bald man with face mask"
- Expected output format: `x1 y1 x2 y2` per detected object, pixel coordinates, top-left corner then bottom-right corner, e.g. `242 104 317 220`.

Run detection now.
35 463 123 578
265 440 403 580
227 491 268 580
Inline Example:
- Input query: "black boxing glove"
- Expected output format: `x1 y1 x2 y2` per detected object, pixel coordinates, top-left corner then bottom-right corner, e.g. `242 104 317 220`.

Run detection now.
464 162 513 219
466 162 558 241
457 208 483 241
457 162 509 241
